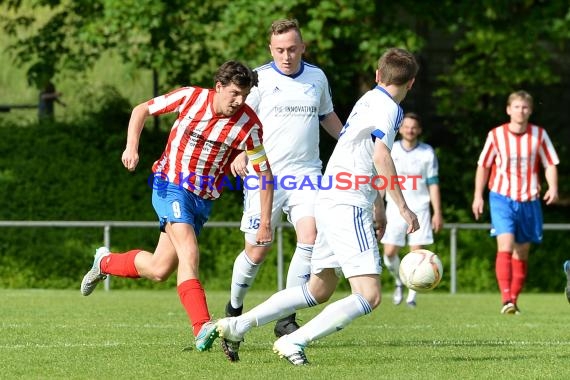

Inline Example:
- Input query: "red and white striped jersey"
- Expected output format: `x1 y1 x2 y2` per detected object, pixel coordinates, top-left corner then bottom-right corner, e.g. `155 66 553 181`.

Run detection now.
477 123 559 202
148 86 267 200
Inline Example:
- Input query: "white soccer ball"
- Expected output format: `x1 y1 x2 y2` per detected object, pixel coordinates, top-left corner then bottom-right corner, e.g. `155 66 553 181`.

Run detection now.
398 249 443 292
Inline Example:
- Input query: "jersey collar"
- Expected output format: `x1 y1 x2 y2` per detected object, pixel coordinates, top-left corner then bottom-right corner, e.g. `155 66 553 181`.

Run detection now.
271 61 305 79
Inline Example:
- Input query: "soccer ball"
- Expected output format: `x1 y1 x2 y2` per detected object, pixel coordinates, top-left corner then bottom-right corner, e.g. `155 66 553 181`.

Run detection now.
398 249 443 292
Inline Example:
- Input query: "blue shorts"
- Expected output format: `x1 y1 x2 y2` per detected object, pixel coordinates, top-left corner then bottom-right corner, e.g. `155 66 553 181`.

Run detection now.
151 181 213 235
489 191 543 244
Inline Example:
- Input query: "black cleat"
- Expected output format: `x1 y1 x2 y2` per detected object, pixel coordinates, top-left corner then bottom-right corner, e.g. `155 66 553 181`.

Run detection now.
274 314 300 338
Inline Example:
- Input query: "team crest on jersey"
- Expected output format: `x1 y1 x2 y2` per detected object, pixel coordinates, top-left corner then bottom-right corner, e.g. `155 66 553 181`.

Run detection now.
303 84 317 96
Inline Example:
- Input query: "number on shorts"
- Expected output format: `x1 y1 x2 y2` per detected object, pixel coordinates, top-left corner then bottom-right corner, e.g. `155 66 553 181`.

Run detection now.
172 201 182 218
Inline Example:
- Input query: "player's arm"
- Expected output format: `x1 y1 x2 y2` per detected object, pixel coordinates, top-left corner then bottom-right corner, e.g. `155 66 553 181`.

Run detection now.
543 165 559 205
320 111 344 139
471 165 490 220
246 145 274 245
373 139 419 234
122 102 150 172
428 183 443 233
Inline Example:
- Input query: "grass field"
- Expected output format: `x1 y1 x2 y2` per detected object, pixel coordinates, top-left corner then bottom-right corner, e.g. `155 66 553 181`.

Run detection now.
1 289 569 379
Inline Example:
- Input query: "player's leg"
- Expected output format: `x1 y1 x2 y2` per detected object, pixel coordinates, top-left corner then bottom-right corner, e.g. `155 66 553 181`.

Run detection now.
273 203 380 365
275 190 318 337
405 210 435 307
509 198 543 313
227 188 283 317
489 192 517 314
382 244 403 304
380 203 406 305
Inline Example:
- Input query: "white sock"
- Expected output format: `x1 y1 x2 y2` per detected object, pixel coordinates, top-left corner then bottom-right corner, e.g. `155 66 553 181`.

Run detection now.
286 243 313 288
406 289 417 303
236 283 317 335
383 254 403 286
288 293 372 346
230 250 260 309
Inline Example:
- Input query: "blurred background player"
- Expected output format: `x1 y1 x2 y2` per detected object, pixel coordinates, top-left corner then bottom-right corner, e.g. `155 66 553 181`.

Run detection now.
381 112 443 308
225 18 343 340
80 61 274 351
564 260 570 302
215 47 419 365
472 90 559 315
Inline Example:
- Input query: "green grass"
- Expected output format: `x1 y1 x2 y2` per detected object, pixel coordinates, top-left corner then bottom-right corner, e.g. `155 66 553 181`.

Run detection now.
1 289 569 379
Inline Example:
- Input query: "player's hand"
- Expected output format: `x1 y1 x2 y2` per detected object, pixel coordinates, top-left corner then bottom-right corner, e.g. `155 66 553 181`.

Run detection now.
400 206 420 234
400 206 419 234
471 197 484 220
543 188 559 205
121 148 139 172
432 212 443 233
254 224 273 246
230 152 249 177
373 205 387 240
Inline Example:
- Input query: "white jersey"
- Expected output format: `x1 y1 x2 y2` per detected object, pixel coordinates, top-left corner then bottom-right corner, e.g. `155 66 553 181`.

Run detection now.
246 61 334 176
318 86 404 208
385 141 439 212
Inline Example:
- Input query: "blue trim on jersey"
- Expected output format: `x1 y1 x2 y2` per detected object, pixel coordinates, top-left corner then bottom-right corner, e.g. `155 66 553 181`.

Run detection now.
270 60 305 78
488 191 543 244
371 129 386 141
426 176 439 185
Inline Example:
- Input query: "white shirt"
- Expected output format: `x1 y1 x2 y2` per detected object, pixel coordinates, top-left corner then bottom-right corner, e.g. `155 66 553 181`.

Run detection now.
246 61 334 176
385 140 439 212
318 86 404 208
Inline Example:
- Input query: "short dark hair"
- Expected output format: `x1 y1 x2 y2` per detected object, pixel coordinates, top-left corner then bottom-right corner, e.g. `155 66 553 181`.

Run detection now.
214 61 258 89
377 48 419 86
404 112 422 127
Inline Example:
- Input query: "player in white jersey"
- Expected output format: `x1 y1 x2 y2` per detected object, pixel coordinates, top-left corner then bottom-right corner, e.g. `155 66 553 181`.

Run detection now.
222 19 343 358
380 113 443 307
472 90 559 314
80 61 274 352
215 48 420 366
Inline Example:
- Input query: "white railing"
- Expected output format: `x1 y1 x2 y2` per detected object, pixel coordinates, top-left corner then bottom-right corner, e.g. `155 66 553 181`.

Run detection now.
1 220 569 294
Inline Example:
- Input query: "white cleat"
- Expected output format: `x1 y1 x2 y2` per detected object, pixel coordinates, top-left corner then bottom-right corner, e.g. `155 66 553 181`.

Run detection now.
273 335 309 366
80 247 110 296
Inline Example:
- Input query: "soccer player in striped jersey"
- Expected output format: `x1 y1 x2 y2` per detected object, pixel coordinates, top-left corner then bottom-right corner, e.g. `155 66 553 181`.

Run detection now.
381 112 443 308
216 48 420 365
223 18 344 351
80 61 274 352
472 90 559 315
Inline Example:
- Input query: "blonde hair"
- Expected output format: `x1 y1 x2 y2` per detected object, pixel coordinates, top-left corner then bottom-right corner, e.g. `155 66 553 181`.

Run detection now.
507 90 533 110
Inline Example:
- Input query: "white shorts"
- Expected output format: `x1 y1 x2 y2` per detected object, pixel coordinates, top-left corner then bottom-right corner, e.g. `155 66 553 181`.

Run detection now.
380 204 433 247
240 173 320 235
311 202 382 278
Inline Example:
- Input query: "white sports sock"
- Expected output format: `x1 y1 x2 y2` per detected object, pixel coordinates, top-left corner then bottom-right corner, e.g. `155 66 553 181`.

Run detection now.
230 250 260 309
383 254 403 286
287 293 372 346
236 283 318 335
286 243 313 288
406 289 417 303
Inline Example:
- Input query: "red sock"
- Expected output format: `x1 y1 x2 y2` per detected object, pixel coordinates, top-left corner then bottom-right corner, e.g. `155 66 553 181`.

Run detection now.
177 279 211 336
510 258 528 304
495 251 512 303
100 250 141 278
